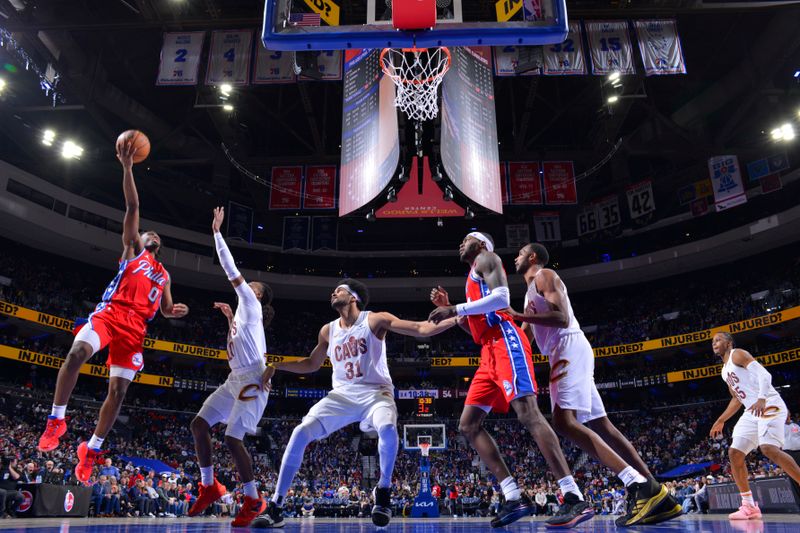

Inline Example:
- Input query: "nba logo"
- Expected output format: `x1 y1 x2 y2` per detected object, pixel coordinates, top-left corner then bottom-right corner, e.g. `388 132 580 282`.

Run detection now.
64 490 75 512
132 353 144 369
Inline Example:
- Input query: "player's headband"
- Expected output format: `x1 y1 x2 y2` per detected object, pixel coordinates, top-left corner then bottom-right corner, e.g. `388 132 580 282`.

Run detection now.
466 232 494 252
336 284 362 303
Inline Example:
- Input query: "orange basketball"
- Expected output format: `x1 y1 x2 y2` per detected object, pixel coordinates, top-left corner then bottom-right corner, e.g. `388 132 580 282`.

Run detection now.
116 130 150 164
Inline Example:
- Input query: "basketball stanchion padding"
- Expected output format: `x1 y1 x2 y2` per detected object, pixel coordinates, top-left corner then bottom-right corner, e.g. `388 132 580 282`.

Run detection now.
392 0 437 30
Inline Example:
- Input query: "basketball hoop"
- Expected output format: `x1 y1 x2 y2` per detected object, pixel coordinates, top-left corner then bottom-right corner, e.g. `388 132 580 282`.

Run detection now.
419 442 431 457
380 47 451 121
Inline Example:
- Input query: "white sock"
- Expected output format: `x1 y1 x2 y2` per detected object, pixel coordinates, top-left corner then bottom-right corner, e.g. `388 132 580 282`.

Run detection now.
51 404 66 419
243 480 258 499
500 476 522 501
200 466 214 486
377 423 399 489
741 491 755 506
87 434 104 450
558 475 584 500
618 466 647 487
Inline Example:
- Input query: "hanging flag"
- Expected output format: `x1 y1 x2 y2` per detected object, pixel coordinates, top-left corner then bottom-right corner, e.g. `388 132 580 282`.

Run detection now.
289 12 321 26
595 195 621 229
708 155 747 211
543 21 586 76
253 48 296 84
303 165 337 209
269 166 303 210
633 19 686 76
282 216 311 251
493 46 543 76
508 162 543 204
206 30 253 86
585 21 635 76
533 212 561 242
299 50 343 81
156 32 205 86
626 180 655 219
542 161 577 204
576 205 599 236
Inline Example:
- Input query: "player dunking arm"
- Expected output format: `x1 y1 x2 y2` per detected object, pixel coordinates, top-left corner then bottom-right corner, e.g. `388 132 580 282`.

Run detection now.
187 207 276 527
428 232 594 529
710 332 800 520
252 279 460 529
37 141 189 483
508 242 680 527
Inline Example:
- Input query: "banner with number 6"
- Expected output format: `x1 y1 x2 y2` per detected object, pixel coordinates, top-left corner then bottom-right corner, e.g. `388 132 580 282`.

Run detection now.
626 180 655 219
206 29 253 86
585 20 635 76
543 21 586 76
157 32 205 86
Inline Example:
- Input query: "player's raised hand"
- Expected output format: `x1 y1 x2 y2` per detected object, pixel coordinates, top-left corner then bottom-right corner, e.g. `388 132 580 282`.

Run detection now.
430 286 451 307
116 140 137 168
171 303 189 318
213 302 233 320
709 420 724 439
211 206 225 234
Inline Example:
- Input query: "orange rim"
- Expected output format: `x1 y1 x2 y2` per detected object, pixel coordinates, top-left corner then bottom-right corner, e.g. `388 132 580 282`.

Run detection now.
380 46 451 86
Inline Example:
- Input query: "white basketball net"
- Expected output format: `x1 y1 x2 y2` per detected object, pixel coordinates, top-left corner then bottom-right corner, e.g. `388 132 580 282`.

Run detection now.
419 442 431 457
380 47 451 121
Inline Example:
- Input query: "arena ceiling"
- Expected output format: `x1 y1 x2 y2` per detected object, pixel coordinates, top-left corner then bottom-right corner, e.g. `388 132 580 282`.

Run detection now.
0 0 799 254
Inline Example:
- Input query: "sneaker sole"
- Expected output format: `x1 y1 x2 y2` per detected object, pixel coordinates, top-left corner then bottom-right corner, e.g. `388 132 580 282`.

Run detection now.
490 506 535 528
250 516 284 529
640 502 683 525
371 506 391 527
620 486 669 526
546 509 595 528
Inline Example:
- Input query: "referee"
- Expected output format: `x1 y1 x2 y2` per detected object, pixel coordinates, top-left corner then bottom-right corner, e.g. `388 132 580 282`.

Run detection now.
785 415 800 497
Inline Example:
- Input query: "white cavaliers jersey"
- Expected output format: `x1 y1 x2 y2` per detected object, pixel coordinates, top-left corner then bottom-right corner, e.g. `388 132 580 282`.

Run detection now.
721 350 782 411
523 271 583 356
226 283 267 373
327 311 393 391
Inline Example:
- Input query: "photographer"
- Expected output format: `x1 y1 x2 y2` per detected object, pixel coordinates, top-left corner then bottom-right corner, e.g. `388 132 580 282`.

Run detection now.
1 457 24 518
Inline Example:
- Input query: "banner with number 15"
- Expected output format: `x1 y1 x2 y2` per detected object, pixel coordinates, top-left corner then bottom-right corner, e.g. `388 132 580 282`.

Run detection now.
157 32 205 86
206 30 253 86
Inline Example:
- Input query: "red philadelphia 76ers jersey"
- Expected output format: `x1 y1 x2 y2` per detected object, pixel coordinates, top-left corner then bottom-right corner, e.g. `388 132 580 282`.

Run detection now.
97 249 169 322
464 268 514 345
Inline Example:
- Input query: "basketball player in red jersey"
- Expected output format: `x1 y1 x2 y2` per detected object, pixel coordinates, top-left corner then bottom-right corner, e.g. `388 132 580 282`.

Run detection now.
428 232 593 529
37 141 189 483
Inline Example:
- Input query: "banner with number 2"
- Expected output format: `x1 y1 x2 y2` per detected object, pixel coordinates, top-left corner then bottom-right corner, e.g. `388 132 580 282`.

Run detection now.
206 30 253 85
157 32 205 86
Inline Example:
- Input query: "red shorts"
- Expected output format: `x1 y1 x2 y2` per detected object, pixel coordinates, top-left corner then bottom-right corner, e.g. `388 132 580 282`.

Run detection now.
465 322 537 414
74 304 147 372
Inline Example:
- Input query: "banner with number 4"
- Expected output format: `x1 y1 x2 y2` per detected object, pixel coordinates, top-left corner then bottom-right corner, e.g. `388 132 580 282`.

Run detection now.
626 180 655 219
157 32 205 86
206 30 253 86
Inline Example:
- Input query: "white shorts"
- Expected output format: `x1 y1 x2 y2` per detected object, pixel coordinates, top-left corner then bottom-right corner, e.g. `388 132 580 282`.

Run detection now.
731 401 787 454
548 333 607 424
304 385 397 437
197 366 269 440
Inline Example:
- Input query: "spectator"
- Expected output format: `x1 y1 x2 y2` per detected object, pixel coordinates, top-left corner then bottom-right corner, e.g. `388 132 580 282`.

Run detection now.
41 460 63 485
0 457 24 518
99 459 120 481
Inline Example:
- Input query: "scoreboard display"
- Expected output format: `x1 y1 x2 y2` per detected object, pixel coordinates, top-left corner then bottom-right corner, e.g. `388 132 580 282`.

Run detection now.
416 397 434 418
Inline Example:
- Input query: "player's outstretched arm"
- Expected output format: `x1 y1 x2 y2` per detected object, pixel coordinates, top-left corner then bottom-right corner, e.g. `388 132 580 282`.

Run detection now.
118 140 144 260
263 324 330 383
373 312 459 338
211 207 247 290
428 253 509 324
160 278 189 318
507 270 570 328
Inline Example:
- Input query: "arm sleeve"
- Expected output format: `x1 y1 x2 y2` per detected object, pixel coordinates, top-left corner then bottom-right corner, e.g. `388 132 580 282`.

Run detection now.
214 232 241 281
234 282 262 323
747 360 772 399
455 286 510 317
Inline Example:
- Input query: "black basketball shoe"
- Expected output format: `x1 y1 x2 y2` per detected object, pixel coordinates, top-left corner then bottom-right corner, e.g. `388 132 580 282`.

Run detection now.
372 487 392 527
545 491 595 528
640 490 682 525
615 478 669 527
250 500 285 529
490 493 535 528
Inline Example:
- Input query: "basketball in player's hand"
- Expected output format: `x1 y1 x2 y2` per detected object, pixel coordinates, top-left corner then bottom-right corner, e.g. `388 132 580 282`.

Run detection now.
116 130 150 164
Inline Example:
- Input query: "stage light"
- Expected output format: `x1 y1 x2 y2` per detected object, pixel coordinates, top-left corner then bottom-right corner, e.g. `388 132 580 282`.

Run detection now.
607 95 619 104
61 140 83 159
464 206 475 220
0 78 6 93
608 71 620 82
366 209 376 222
443 186 453 202
781 123 795 140
42 129 56 146
220 83 232 96
436 217 443 227
223 104 234 112
386 187 397 203
432 166 443 182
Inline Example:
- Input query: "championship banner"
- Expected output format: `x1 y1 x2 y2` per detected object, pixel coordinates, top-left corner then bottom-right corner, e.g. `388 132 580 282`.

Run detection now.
576 205 599 237
595 195 621 229
542 161 577 204
253 48 296 84
0 345 174 388
508 162 543 204
625 180 655 219
156 32 205 86
300 51 343 81
585 20 635 76
493 46 542 76
633 20 686 76
282 216 311 251
500 162 509 205
667 347 800 384
269 166 303 210
303 165 336 209
533 212 561 242
708 155 747 212
505 224 530 249
543 21 586 76
205 30 253 86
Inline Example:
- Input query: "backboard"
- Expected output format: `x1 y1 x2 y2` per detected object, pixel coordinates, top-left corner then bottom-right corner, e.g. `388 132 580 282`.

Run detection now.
262 0 568 51
403 423 447 451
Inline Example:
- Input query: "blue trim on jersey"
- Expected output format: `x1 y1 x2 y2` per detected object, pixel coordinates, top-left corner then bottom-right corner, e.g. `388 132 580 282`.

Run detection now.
100 248 148 304
500 322 536 396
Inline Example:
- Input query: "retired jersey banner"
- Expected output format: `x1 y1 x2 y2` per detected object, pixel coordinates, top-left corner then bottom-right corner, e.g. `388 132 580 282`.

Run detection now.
500 162 509 205
156 32 205 86
505 223 530 249
303 165 336 209
633 19 686 76
585 20 635 76
708 155 747 212
205 30 253 85
626 180 655 219
269 166 303 210
596 195 621 229
493 46 542 76
253 48 296 84
533 212 561 242
542 161 577 204
300 51 343 81
543 21 586 76
508 162 543 204
576 205 599 236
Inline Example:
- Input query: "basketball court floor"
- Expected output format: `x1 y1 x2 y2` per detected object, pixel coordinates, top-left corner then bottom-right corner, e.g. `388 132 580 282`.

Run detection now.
1 515 798 532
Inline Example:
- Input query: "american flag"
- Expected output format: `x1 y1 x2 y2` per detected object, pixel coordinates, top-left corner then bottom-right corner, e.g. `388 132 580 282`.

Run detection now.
289 12 321 27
